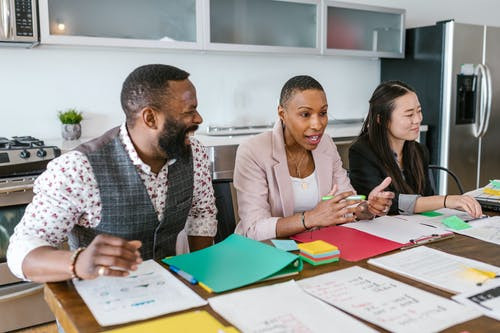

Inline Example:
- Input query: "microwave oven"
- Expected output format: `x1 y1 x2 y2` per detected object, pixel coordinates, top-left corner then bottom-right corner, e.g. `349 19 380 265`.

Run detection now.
0 0 38 47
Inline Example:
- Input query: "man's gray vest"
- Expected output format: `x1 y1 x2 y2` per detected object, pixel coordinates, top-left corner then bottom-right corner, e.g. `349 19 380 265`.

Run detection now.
69 127 193 259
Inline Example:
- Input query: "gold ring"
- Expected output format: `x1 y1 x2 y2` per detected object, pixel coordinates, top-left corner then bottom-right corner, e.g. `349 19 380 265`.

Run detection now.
98 266 106 276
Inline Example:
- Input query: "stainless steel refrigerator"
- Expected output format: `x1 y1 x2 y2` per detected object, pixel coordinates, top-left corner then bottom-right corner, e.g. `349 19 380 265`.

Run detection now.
381 20 499 194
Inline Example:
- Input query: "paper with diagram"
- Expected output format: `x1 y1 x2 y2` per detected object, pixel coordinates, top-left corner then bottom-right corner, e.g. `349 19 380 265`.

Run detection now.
73 260 207 326
453 279 500 321
298 266 480 333
452 216 500 245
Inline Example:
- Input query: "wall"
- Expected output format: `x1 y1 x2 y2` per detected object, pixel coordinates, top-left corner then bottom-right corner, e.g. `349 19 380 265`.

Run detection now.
0 47 378 139
0 0 498 139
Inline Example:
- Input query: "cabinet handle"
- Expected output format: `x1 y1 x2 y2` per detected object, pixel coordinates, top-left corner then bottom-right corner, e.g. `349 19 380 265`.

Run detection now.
0 0 11 39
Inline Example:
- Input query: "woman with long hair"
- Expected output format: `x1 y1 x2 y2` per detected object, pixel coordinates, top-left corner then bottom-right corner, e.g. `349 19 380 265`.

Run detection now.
349 80 482 217
233 75 394 240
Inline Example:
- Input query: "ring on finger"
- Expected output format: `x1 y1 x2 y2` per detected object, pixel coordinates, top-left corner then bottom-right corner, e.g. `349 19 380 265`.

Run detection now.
97 266 107 277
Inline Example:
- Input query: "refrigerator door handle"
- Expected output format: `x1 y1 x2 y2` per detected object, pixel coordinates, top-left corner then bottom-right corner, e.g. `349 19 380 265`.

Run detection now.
0 0 11 39
473 64 490 138
480 64 493 137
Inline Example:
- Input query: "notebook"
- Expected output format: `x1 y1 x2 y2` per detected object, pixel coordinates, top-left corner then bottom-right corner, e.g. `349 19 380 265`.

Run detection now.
163 234 303 293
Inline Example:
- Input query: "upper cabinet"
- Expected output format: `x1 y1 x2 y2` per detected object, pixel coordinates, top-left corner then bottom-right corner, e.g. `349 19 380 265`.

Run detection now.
38 0 203 49
37 0 405 58
206 0 320 54
323 1 405 58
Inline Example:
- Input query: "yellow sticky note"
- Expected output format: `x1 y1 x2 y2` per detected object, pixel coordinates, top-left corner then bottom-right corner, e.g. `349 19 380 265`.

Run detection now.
107 310 237 333
297 240 338 255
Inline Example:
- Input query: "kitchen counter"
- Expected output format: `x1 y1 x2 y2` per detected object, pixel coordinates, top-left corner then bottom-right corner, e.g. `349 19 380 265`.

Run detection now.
45 123 427 152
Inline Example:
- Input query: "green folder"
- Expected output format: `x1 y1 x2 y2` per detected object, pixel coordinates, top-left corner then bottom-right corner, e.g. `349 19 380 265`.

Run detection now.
162 234 303 293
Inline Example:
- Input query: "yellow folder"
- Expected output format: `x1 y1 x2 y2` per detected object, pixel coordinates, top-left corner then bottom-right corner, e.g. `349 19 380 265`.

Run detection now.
107 310 238 333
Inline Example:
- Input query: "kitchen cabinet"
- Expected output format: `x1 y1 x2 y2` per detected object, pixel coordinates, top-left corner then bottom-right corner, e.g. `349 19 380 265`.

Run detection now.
323 1 405 58
206 0 320 54
38 0 203 49
37 0 404 58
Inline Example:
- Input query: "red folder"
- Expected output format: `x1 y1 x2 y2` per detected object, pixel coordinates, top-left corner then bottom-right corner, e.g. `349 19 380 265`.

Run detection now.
291 226 403 262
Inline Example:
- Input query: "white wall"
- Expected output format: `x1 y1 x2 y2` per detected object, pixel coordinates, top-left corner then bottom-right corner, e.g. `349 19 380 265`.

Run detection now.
1 0 498 140
0 47 378 139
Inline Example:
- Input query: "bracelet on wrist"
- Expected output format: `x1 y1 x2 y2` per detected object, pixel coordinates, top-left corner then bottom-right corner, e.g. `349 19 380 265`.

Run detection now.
69 247 86 280
301 211 312 230
444 194 449 208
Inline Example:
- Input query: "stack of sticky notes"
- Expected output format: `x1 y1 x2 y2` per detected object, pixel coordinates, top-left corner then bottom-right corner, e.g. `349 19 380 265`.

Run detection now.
297 240 340 266
484 179 500 196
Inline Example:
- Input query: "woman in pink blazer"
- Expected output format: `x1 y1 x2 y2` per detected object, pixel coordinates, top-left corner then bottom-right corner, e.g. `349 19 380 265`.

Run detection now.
234 76 394 240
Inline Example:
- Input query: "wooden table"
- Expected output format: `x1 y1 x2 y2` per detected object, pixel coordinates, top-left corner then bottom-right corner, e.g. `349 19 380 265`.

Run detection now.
45 216 500 332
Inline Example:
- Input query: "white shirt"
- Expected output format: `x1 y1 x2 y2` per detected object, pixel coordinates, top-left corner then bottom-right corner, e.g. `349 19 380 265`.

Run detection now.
7 123 217 279
292 171 320 213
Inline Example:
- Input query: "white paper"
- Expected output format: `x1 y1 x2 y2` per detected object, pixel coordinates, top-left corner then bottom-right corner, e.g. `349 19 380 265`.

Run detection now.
74 260 207 326
209 280 377 333
452 216 500 245
342 215 450 244
298 266 480 333
368 246 500 294
453 279 500 321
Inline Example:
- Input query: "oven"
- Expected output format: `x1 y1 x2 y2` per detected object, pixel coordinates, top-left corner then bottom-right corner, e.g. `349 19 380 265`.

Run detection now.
0 136 60 332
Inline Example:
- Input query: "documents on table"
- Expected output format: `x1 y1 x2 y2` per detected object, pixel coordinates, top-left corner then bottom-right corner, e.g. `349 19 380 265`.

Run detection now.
298 266 480 333
368 246 500 293
342 214 453 245
453 279 500 321
208 280 377 333
451 216 500 245
73 260 207 326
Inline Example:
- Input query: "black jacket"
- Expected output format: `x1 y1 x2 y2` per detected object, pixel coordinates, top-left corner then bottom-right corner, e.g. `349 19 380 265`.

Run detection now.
348 135 434 214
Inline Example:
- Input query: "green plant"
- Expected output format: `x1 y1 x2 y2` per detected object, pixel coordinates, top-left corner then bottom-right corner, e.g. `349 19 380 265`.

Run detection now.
58 108 83 124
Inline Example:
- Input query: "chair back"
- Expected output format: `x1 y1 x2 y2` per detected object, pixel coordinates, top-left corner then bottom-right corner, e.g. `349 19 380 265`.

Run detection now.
428 165 465 194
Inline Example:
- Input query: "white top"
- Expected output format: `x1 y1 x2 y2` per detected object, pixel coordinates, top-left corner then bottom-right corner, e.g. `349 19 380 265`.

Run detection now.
291 170 320 213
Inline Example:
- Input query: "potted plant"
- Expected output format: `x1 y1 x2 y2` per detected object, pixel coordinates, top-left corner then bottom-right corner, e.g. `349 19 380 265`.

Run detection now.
58 108 83 140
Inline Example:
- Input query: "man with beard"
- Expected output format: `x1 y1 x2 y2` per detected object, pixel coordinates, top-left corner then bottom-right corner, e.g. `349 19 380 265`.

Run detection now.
7 64 217 282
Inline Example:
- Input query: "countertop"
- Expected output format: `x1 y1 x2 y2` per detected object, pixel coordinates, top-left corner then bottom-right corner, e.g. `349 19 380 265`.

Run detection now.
45 123 428 152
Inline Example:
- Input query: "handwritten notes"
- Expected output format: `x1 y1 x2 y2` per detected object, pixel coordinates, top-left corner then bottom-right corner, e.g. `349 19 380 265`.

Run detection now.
298 266 479 333
208 280 376 333
74 260 207 326
368 246 500 293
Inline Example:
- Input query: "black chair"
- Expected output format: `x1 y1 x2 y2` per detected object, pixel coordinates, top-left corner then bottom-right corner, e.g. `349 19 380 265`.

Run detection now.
428 165 465 195
212 180 237 243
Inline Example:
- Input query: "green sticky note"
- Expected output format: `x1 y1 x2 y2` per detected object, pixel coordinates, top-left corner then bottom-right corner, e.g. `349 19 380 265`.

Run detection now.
442 215 471 230
490 179 500 189
420 211 444 217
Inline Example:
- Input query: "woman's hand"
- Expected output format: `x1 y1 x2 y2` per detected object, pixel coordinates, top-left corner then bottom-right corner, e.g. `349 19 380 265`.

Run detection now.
367 177 394 216
74 234 143 280
306 185 362 228
445 195 483 218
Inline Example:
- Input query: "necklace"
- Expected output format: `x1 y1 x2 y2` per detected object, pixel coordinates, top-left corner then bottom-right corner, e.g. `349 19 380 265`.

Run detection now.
285 147 309 190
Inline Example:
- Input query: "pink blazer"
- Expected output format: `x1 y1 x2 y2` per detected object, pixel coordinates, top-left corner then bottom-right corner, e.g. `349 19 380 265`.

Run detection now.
233 121 354 240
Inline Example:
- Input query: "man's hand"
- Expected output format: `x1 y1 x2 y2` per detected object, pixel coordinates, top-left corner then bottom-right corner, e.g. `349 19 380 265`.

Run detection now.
367 177 394 216
75 234 142 280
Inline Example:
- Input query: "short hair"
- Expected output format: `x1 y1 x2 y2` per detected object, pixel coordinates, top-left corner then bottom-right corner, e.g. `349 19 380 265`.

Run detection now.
120 64 190 126
279 75 324 107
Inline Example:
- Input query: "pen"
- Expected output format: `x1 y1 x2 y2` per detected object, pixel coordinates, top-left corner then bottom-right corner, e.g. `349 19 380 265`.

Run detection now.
322 195 366 201
169 265 198 284
419 223 437 228
198 281 213 293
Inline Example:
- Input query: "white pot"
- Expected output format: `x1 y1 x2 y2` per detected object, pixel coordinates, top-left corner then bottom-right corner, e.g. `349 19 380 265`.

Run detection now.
61 123 82 140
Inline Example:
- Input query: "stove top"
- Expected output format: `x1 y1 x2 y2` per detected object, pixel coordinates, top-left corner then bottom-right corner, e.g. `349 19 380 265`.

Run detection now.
0 136 61 178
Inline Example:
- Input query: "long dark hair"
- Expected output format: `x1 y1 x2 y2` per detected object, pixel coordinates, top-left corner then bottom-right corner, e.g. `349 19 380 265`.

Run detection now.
358 80 426 194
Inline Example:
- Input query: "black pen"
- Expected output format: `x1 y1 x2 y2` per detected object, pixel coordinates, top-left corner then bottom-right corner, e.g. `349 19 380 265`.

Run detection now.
419 223 437 228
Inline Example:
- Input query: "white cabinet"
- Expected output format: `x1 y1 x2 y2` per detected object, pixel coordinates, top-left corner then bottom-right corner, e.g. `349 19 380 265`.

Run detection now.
322 1 405 58
206 0 320 54
38 0 203 49
37 0 405 58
